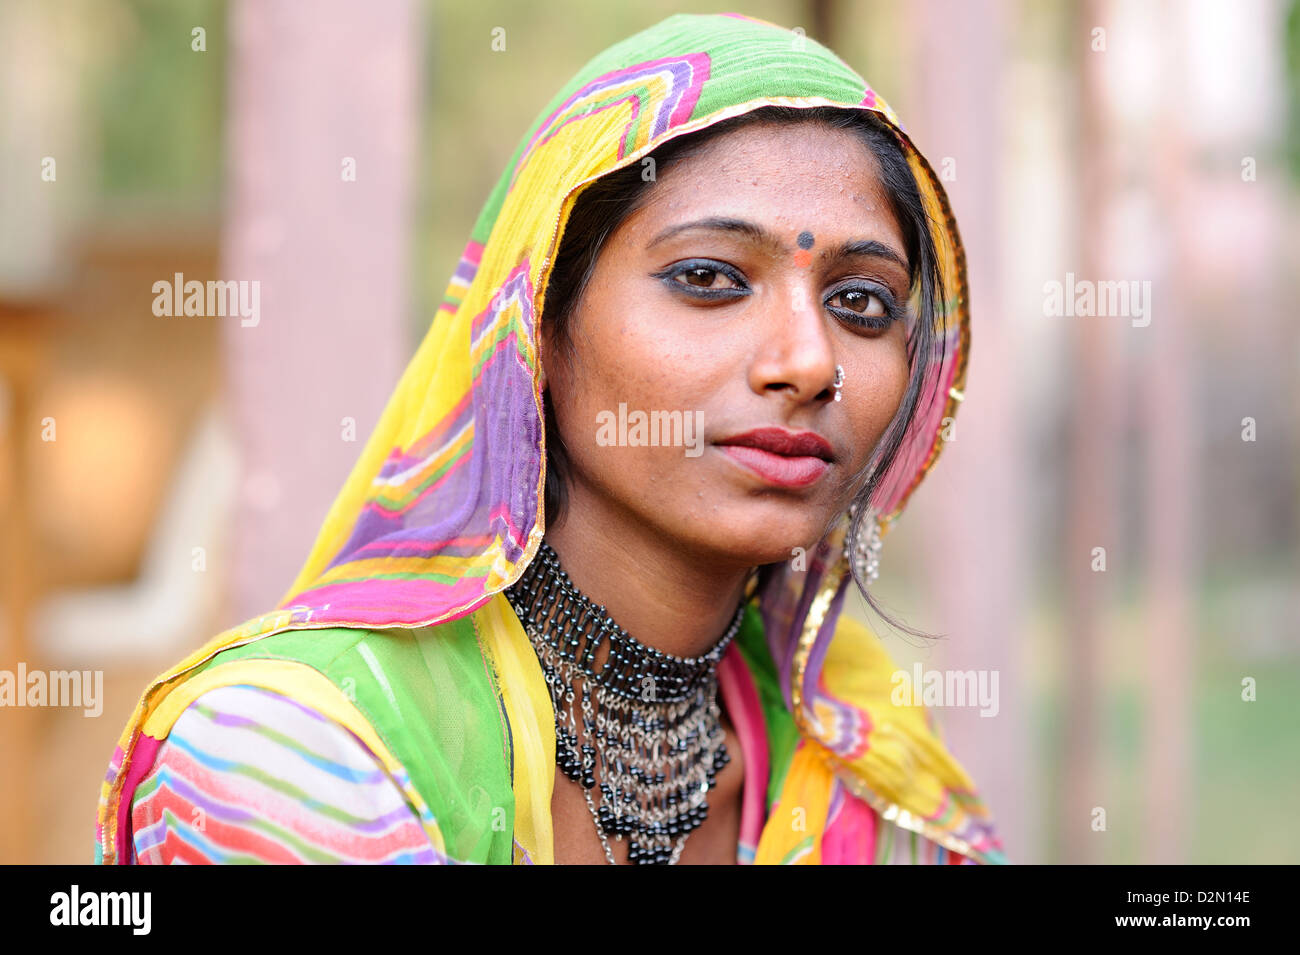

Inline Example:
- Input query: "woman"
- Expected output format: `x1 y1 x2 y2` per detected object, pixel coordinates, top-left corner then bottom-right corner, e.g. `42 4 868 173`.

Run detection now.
95 11 1007 865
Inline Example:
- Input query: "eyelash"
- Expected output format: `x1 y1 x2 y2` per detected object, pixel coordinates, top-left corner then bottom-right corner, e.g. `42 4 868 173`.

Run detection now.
652 258 903 330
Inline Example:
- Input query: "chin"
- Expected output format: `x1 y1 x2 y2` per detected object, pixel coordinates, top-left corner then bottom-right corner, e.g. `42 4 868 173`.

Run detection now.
689 507 834 567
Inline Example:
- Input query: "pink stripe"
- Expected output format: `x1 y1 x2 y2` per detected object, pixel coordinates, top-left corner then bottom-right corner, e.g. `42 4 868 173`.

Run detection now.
820 779 877 864
717 642 769 862
284 574 491 627
134 741 432 863
114 733 162 865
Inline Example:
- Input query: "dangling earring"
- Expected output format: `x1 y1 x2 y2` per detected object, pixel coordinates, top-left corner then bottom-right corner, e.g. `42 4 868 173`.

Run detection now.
844 502 883 584
832 364 844 402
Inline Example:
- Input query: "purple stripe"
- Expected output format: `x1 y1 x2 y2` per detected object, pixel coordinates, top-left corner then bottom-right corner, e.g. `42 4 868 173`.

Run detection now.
142 749 427 835
453 258 478 284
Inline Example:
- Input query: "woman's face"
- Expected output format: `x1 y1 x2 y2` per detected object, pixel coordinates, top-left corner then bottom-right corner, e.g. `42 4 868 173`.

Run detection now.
541 120 912 569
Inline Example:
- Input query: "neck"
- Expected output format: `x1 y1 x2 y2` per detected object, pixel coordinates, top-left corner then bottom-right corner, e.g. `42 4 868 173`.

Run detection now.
539 495 752 666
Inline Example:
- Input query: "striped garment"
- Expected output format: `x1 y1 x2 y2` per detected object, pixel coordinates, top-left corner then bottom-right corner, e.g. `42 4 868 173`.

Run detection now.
130 682 973 865
130 685 441 864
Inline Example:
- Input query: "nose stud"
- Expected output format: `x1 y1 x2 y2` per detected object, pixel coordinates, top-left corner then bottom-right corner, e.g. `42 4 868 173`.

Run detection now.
832 364 844 402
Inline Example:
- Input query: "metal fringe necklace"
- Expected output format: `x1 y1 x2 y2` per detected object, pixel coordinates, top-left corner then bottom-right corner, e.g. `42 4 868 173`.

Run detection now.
503 540 745 865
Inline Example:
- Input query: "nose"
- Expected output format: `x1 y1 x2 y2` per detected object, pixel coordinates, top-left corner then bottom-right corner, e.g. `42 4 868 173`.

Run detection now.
747 283 839 404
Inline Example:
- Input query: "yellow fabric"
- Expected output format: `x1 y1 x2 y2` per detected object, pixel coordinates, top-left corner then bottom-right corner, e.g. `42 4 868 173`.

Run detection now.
818 614 979 800
753 741 833 865
473 591 557 865
810 612 996 859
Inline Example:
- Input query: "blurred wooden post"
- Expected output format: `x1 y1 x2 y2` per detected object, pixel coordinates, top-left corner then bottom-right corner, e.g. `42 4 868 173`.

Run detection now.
908 0 1030 860
0 307 53 864
1141 0 1195 863
0 0 85 864
806 0 834 43
221 0 420 621
1060 0 1117 865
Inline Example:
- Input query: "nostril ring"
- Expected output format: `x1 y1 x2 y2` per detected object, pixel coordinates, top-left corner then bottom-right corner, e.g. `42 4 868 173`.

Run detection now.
832 364 844 402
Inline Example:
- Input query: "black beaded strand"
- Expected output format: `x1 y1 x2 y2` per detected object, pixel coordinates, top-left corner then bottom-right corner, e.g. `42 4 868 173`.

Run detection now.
504 540 744 865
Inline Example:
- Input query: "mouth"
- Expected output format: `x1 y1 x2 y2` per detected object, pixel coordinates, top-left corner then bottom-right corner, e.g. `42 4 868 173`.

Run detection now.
714 427 834 489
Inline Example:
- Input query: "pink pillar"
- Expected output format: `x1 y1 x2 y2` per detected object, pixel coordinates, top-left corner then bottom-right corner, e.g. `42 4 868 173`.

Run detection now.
1055 0 1118 865
907 0 1032 860
1140 0 1196 863
220 0 420 622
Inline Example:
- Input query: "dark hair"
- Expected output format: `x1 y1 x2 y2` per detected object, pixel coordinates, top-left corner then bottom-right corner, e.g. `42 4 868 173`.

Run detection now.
539 105 945 638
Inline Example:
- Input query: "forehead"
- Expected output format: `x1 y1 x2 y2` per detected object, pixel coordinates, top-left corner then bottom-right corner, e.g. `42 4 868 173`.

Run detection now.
630 121 903 245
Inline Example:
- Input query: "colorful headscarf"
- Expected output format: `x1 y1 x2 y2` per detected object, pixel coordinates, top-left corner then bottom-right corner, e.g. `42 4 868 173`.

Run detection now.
100 11 992 862
273 11 967 702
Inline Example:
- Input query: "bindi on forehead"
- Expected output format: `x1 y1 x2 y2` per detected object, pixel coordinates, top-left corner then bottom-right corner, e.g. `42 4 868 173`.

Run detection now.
793 231 815 268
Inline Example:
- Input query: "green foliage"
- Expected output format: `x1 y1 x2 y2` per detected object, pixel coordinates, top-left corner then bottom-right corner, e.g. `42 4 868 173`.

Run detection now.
1288 0 1300 182
94 0 225 198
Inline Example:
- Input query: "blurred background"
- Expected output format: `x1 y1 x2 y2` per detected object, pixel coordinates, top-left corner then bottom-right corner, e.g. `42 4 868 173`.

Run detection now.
0 0 1296 864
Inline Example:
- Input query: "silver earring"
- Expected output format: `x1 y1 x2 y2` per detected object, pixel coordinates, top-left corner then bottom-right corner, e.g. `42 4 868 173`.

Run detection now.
832 364 844 402
844 503 883 584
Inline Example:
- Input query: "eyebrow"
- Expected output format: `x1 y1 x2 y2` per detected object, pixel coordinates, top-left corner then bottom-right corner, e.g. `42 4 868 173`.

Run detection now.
646 215 909 272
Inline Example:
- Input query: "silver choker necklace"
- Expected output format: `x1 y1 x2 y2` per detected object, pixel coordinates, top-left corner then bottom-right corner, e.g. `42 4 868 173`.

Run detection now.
503 540 745 865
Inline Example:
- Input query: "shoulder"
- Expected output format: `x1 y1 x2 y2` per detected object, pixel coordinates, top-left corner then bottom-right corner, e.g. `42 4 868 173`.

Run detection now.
129 683 445 864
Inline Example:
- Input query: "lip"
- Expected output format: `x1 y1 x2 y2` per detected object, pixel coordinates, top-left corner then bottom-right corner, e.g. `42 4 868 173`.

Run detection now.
714 427 834 489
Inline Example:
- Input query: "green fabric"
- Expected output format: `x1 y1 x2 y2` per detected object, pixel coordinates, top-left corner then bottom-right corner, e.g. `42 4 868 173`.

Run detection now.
185 599 796 863
471 13 869 243
191 616 517 864
734 602 800 816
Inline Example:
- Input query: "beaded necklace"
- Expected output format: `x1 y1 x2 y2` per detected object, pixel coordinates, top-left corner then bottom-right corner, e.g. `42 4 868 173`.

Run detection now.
503 541 745 865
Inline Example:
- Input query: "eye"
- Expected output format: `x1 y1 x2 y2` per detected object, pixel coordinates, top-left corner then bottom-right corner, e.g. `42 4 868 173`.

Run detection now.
826 285 899 330
677 266 730 289
654 259 750 299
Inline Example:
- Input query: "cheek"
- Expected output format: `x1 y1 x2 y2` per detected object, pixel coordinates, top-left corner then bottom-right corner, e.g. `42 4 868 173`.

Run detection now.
545 308 707 477
844 338 911 466
559 295 713 418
